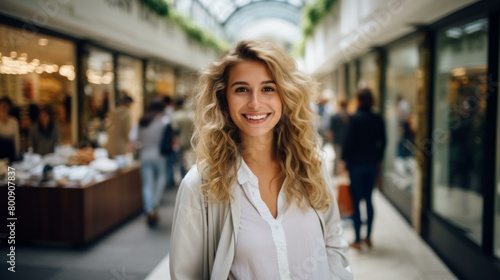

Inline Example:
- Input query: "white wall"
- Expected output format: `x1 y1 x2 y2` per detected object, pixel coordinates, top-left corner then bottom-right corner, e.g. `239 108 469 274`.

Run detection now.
303 0 478 76
0 0 217 71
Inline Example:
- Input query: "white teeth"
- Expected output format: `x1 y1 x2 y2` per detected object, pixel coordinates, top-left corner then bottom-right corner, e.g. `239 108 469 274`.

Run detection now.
245 114 267 120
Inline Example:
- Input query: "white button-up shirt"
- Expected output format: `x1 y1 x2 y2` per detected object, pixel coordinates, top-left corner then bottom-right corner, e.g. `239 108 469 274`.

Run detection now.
229 160 331 280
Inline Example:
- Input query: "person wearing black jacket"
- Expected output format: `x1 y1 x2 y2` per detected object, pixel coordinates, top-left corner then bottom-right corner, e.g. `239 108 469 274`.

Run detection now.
342 88 386 250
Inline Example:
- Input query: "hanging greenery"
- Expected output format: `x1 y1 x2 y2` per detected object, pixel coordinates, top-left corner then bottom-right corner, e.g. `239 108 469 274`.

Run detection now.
138 0 228 53
301 0 337 37
169 11 228 52
140 0 169 16
295 0 338 56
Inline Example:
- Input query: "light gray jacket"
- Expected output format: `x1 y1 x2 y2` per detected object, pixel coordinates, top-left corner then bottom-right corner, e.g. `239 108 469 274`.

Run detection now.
169 159 353 280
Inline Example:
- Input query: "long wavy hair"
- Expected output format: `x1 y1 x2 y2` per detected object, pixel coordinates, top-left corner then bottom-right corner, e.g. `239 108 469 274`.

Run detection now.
192 40 331 211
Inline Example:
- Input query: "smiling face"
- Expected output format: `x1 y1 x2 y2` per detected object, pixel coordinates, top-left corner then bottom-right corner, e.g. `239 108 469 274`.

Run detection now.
226 60 282 143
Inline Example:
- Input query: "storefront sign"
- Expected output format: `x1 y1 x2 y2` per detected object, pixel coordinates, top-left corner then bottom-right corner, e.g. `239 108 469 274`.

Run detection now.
104 0 132 13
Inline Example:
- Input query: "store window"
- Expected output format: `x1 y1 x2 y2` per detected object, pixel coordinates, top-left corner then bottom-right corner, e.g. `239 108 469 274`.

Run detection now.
145 61 175 104
117 55 143 129
432 18 488 245
175 68 198 98
383 39 419 197
0 24 76 154
82 46 114 147
359 52 379 107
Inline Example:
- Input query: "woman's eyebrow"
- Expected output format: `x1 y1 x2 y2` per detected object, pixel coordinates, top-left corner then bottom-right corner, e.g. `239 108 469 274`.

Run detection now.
230 81 248 88
230 80 276 88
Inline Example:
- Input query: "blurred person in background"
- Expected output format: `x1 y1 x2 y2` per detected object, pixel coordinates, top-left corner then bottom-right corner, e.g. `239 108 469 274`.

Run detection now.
342 88 386 250
105 94 133 158
316 88 334 144
162 96 177 189
137 100 167 226
29 106 60 156
327 98 350 176
171 97 195 179
0 97 20 163
169 40 352 280
28 102 40 123
396 95 416 175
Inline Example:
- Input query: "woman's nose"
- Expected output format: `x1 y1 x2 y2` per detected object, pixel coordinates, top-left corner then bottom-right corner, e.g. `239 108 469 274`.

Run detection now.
248 91 261 109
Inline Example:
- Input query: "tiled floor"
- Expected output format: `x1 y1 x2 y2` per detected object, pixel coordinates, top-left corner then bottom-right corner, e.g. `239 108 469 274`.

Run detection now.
343 191 456 280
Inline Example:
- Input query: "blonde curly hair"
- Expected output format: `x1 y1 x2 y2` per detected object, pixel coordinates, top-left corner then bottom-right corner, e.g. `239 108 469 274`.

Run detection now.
191 40 331 211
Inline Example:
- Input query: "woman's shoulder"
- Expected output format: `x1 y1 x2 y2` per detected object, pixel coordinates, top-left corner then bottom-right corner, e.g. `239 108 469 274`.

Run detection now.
176 165 206 205
179 165 204 192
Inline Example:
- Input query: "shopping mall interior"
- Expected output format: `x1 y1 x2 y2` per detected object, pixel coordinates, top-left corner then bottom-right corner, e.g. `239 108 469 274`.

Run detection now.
0 0 499 279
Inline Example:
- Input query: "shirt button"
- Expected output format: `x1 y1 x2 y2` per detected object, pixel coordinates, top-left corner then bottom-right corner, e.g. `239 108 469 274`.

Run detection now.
274 225 279 230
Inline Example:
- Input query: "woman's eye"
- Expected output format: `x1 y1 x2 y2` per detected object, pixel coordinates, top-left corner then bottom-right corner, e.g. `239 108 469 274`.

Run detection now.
262 87 275 92
235 87 248 92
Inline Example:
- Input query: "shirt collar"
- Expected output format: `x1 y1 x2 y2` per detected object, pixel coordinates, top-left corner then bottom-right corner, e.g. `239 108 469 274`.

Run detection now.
236 157 259 187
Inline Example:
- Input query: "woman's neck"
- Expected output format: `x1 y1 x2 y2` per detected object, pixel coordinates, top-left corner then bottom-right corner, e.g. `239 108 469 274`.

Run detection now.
240 135 277 166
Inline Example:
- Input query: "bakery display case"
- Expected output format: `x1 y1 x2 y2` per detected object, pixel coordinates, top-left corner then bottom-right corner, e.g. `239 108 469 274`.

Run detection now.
0 146 142 245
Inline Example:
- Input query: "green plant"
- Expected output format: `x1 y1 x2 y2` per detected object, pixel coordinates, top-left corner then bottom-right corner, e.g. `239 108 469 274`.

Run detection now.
138 0 228 53
295 0 337 56
170 11 228 52
140 0 169 16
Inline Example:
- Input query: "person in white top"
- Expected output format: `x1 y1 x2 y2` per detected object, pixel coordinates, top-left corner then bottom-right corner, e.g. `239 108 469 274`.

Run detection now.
169 40 353 280
0 97 20 163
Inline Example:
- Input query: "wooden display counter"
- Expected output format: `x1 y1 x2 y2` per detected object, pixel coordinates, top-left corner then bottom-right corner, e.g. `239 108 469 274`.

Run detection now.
0 165 143 245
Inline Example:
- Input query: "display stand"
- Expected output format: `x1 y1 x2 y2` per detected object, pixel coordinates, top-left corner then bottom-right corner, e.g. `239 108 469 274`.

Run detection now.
1 165 142 245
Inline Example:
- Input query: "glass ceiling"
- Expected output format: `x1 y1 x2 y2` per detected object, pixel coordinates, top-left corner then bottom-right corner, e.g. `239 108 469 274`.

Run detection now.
173 0 309 45
196 0 307 24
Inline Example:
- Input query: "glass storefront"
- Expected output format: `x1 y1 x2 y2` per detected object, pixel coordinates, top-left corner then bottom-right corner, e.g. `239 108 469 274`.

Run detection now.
175 68 198 98
0 24 76 153
432 18 488 245
80 49 149 148
82 46 114 147
145 61 175 104
383 39 419 198
117 55 143 130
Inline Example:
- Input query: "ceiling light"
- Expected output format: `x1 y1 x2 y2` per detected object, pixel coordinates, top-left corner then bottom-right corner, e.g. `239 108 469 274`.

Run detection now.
445 28 462 39
38 38 49 46
452 67 466 77
464 21 484 34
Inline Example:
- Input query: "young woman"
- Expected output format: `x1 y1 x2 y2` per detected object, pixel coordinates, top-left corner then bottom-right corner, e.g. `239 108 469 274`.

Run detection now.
169 40 353 279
